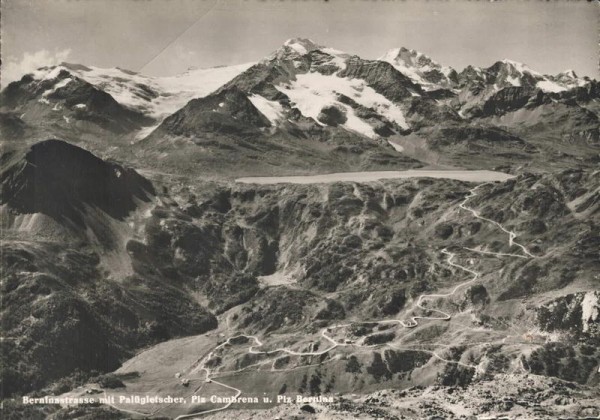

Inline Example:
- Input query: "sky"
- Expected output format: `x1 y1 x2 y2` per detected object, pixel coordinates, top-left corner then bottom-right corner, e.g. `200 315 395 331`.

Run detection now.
1 0 598 86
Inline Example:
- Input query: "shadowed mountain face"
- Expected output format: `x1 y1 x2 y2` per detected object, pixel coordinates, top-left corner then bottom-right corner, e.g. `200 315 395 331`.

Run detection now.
1 140 155 226
151 87 271 137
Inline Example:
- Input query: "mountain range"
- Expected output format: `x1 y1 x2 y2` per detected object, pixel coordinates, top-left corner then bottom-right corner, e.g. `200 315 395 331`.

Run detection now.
1 38 599 419
2 38 598 175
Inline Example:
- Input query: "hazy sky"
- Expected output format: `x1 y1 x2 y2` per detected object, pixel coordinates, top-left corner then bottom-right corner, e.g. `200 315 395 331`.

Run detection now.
2 0 598 86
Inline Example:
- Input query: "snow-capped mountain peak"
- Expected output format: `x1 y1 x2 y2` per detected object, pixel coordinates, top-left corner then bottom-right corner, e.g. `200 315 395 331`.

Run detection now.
282 38 323 55
380 47 440 70
483 59 540 88
24 61 254 122
211 39 415 140
265 38 324 63
379 47 456 90
499 59 541 76
545 69 589 91
263 38 351 74
484 59 590 92
267 38 352 66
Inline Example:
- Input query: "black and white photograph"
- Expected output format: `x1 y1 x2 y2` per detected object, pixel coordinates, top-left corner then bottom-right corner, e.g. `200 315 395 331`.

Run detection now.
1 0 599 418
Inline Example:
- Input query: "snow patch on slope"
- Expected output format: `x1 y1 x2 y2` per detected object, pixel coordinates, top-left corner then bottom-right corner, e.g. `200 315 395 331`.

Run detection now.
248 94 284 125
321 47 349 71
538 72 588 93
278 76 374 137
581 291 599 333
283 38 321 55
276 72 408 138
388 140 404 152
42 77 72 97
506 75 521 87
286 42 307 55
536 80 567 93
32 66 64 81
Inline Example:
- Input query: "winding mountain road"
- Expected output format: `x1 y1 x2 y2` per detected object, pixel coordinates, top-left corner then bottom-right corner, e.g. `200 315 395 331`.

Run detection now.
459 183 537 258
120 182 538 418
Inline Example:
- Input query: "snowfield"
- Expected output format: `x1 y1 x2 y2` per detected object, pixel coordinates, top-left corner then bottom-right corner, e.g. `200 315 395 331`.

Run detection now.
248 94 285 125
536 80 567 93
276 72 409 138
31 62 254 121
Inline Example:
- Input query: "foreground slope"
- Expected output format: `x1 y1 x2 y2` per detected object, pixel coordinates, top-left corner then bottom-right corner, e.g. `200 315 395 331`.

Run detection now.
9 163 593 419
0 140 217 397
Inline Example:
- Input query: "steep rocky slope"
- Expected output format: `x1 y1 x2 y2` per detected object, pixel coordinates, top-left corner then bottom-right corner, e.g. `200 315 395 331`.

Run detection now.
0 141 216 397
1 140 154 226
123 168 599 328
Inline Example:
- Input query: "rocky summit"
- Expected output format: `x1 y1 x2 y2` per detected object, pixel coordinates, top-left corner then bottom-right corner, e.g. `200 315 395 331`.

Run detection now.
1 38 598 419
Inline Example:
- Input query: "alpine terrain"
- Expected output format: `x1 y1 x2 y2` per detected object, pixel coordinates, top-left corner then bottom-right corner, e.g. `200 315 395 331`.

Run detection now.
1 38 598 419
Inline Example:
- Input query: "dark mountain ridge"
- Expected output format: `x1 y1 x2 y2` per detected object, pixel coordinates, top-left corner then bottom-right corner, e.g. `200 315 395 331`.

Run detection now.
1 139 155 226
